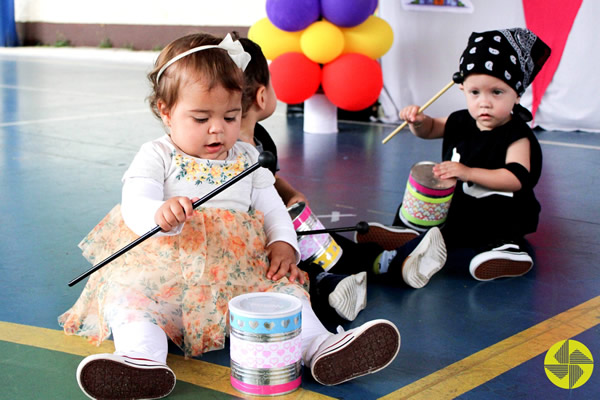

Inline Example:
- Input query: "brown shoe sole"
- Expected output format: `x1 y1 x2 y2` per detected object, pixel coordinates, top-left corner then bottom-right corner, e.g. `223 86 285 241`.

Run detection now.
312 322 400 385
356 224 418 251
473 259 532 280
80 359 175 399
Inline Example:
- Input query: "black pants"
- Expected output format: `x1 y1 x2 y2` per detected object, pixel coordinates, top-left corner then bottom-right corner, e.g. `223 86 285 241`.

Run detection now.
299 232 383 321
390 203 536 274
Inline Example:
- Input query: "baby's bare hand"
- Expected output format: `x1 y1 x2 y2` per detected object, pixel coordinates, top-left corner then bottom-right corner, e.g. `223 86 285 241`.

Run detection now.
399 105 425 126
266 242 304 284
433 161 466 181
155 196 195 232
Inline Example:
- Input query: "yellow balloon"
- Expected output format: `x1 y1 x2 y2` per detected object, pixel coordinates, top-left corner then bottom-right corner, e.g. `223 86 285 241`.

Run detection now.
342 16 394 59
300 20 344 64
248 18 302 60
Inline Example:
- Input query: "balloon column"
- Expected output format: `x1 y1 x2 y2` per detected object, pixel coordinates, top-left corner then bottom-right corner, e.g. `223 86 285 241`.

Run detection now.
249 0 393 119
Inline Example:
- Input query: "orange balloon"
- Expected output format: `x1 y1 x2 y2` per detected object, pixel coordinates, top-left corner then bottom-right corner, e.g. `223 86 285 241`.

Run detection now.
342 15 394 59
248 18 302 60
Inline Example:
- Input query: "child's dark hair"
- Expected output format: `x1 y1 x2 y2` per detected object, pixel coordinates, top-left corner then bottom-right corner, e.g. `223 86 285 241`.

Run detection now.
147 32 245 120
236 36 271 115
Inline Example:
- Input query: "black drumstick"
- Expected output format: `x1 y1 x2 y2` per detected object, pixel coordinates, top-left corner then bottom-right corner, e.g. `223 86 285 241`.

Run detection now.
296 221 369 236
68 151 276 287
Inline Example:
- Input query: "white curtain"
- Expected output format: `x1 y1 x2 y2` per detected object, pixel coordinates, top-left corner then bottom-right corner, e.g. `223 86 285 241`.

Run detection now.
378 0 600 133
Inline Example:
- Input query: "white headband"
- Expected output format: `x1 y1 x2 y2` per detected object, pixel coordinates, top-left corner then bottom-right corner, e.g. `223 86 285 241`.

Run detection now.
156 33 251 84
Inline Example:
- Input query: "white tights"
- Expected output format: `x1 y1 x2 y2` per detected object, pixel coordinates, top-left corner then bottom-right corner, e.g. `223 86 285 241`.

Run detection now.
112 321 169 363
111 297 331 365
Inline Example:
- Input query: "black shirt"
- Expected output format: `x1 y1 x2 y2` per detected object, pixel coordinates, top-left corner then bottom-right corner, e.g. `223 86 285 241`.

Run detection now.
253 123 279 175
440 110 542 247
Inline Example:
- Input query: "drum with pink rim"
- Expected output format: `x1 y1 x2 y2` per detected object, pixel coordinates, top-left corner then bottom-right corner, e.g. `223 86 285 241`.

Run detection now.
229 293 302 396
287 202 342 271
399 161 456 232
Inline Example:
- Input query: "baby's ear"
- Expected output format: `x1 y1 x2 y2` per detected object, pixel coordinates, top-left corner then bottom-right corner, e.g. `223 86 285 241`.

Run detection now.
256 85 267 110
157 100 171 126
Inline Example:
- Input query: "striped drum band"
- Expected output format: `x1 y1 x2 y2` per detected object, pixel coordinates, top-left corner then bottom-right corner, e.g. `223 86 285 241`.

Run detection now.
229 293 302 396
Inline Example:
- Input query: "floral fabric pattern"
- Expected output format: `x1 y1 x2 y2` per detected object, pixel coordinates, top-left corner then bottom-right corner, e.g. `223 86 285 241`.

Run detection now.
173 151 249 186
58 205 309 357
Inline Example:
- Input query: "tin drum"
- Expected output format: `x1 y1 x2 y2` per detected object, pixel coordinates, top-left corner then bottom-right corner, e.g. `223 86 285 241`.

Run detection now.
287 202 342 271
229 293 302 396
399 161 456 232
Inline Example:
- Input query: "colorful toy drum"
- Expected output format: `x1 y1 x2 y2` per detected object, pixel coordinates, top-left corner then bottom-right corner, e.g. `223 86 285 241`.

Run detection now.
399 161 456 232
229 292 303 396
287 202 342 271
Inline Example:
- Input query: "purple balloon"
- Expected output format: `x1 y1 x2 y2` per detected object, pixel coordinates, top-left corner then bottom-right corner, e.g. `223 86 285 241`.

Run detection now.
368 0 378 15
266 0 320 32
321 0 373 28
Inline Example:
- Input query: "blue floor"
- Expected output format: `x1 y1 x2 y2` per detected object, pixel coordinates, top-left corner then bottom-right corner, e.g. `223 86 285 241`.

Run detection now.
1 48 599 399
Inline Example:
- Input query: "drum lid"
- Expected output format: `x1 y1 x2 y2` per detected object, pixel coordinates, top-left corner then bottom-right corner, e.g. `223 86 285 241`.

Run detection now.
411 161 456 190
287 202 305 220
229 293 302 319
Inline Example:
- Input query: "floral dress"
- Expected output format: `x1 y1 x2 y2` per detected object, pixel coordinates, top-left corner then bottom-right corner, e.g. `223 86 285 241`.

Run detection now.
59 138 308 357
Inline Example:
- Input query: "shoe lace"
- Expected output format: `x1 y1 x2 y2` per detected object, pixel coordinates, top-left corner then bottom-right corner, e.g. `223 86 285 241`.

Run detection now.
336 325 345 334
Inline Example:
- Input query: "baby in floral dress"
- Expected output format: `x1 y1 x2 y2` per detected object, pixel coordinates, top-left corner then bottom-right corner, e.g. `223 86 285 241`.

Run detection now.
59 32 400 399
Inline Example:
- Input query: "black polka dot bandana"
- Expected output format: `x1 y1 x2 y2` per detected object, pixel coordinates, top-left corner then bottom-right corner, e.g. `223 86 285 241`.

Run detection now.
454 28 551 96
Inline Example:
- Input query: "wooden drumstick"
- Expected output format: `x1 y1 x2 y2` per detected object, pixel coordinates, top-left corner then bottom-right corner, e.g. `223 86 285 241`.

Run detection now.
381 79 456 144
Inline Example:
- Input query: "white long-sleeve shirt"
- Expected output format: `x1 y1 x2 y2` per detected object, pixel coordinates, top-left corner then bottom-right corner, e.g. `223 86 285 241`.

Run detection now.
120 136 300 262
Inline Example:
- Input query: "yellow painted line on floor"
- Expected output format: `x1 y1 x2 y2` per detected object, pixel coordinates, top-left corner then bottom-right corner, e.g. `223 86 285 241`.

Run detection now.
0 322 333 400
381 295 600 400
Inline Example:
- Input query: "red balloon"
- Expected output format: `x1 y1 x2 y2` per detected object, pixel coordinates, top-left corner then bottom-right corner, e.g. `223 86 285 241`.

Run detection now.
322 53 383 111
269 52 321 104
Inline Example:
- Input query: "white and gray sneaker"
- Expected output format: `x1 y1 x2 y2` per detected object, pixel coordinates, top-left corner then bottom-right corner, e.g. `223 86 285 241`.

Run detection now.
328 272 367 321
401 227 447 288
469 243 533 281
310 319 400 386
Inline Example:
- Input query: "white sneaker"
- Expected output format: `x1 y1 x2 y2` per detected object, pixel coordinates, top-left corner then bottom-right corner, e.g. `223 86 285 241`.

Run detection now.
328 272 367 321
76 353 176 399
402 227 446 288
469 243 533 281
310 319 400 385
